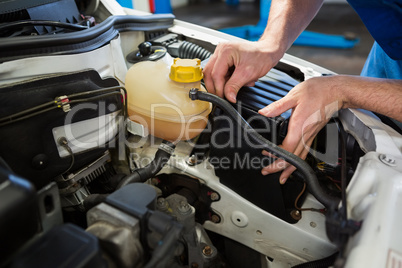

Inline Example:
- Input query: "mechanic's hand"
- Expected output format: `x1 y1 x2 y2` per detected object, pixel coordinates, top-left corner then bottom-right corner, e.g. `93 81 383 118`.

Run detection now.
258 76 342 184
203 40 282 103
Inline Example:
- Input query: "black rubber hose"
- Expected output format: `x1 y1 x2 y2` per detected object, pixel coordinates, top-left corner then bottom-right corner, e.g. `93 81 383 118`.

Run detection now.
178 41 212 61
189 89 340 210
0 14 175 62
83 193 109 211
0 20 88 32
143 218 183 268
117 140 176 189
336 119 348 222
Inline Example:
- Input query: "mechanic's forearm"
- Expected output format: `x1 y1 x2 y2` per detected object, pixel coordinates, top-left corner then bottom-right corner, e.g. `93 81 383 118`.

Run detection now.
338 75 402 121
259 0 324 56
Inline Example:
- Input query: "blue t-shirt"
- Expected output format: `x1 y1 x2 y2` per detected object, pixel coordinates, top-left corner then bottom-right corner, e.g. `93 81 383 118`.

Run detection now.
361 41 402 78
347 0 402 79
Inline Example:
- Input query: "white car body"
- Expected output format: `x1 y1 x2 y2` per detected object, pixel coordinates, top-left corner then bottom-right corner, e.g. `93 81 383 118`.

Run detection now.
0 1 401 267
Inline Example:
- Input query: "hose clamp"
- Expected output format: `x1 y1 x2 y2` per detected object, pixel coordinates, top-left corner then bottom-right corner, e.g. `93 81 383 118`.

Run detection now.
189 88 199 101
159 142 175 155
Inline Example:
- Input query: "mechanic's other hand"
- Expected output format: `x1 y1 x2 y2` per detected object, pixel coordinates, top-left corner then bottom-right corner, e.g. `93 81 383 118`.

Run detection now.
203 40 282 103
258 76 343 184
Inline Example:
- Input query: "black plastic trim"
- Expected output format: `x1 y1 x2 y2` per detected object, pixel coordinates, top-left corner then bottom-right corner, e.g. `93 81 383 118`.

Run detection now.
0 14 175 62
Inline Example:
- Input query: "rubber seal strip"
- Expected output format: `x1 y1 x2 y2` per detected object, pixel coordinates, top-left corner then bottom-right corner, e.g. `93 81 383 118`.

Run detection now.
0 14 175 62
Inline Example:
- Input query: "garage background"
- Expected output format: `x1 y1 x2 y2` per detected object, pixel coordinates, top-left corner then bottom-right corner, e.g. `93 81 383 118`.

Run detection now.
120 0 374 75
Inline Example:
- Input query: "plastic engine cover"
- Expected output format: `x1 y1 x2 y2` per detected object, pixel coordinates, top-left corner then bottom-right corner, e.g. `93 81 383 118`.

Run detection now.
207 68 305 223
0 70 121 189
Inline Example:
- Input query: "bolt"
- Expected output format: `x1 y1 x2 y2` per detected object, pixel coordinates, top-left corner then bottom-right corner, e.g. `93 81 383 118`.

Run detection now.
191 262 199 268
210 192 219 201
157 198 165 206
202 245 213 256
178 201 191 214
379 154 396 166
58 136 68 146
156 198 169 212
211 214 220 223
290 210 302 220
186 155 197 166
310 222 317 228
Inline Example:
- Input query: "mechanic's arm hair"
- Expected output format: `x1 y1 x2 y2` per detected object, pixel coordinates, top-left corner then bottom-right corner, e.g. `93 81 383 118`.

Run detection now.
259 0 324 55
203 0 324 102
339 76 402 122
262 76 402 122
258 75 402 184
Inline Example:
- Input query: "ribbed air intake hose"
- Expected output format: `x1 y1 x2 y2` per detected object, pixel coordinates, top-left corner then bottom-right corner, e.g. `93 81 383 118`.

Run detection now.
189 89 340 210
178 41 212 61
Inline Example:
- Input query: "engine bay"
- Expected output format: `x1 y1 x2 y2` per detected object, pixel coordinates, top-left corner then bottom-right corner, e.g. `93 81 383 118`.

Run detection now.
1 1 401 267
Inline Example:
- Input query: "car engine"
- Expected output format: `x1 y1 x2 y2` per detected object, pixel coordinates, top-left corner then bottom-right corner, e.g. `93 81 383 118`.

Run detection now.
0 0 401 268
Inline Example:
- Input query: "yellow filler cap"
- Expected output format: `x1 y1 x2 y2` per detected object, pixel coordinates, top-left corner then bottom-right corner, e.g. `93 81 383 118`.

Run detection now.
169 58 203 83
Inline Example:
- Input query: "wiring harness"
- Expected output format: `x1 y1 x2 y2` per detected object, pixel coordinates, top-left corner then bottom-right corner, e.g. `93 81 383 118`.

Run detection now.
0 86 128 127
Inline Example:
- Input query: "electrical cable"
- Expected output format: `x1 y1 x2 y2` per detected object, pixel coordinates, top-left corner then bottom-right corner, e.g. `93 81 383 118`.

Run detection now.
0 86 126 122
67 86 126 100
322 119 361 261
334 118 349 249
68 86 128 119
189 89 340 210
0 106 58 127
58 137 75 176
65 86 128 119
294 182 326 213
0 20 88 33
68 92 123 105
0 100 55 123
0 86 127 127
326 175 342 191
68 90 128 121
339 132 348 220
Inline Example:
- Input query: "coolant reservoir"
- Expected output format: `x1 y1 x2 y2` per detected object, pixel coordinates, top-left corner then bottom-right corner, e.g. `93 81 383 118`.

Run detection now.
126 58 212 141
